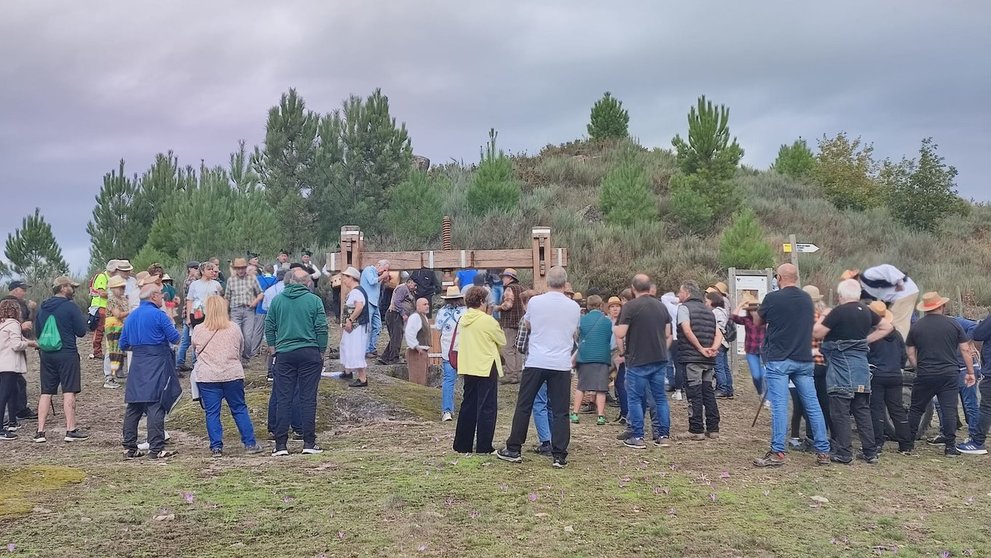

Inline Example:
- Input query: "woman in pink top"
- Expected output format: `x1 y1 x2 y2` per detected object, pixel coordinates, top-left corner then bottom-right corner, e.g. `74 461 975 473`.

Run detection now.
192 295 262 457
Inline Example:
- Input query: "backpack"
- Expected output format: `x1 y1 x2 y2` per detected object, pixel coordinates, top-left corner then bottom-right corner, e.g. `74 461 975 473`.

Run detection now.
354 286 371 326
717 307 737 344
37 315 63 352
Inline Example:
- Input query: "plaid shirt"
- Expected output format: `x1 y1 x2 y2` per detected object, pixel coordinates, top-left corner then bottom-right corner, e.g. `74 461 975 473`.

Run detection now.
812 310 825 366
515 316 530 354
730 312 766 355
225 274 262 308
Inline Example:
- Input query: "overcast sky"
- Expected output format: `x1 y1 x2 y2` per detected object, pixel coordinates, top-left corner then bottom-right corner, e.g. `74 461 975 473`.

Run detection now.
2 1 988 274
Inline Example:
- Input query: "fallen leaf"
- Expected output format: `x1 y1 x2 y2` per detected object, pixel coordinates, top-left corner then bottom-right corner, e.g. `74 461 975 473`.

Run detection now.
534 513 550 518
563 525 574 533
810 495 829 504
153 513 175 522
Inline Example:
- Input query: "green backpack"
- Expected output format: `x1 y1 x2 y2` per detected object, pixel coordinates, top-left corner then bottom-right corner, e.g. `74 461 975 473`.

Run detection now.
37 315 63 352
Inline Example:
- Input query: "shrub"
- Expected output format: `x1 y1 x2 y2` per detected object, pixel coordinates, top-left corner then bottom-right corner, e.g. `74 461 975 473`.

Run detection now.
467 129 520 215
773 138 815 178
587 92 630 141
882 137 966 234
667 173 715 234
719 208 775 270
812 132 886 211
599 153 658 227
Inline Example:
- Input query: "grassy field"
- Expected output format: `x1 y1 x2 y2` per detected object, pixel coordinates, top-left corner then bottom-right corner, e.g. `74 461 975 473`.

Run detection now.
1 330 989 557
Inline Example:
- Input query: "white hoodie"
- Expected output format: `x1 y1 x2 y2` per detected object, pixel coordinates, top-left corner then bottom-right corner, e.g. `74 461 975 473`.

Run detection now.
660 293 680 341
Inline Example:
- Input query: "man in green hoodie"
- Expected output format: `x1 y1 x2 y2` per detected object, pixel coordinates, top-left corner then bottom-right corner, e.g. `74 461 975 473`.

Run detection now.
265 269 328 456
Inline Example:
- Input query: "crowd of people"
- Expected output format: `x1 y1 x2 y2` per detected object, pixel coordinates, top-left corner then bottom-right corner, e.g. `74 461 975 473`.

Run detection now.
0 254 989 469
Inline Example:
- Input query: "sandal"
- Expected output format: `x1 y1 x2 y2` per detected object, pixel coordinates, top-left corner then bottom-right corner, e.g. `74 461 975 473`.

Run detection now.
569 412 580 424
596 415 607 426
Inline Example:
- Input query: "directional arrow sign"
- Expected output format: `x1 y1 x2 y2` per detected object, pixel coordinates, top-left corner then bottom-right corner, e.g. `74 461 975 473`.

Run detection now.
783 242 821 254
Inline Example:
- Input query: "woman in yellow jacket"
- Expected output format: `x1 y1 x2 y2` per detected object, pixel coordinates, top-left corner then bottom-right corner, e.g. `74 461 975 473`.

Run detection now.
453 286 506 454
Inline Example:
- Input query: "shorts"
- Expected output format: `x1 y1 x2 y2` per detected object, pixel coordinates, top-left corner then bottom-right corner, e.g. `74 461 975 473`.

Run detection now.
40 351 82 395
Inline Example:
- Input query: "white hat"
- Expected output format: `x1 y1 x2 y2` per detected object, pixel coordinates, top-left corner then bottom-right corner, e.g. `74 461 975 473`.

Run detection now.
342 267 361 281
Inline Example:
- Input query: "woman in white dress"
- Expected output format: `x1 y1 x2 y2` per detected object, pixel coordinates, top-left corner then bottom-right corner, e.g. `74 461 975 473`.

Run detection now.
339 267 369 387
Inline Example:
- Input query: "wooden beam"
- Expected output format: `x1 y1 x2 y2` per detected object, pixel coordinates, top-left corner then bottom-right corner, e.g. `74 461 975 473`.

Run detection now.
324 248 568 273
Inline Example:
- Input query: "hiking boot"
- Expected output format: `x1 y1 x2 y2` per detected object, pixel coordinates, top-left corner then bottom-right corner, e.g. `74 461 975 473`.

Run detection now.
211 448 223 458
532 442 552 456
124 449 145 459
148 450 177 459
245 444 264 454
569 412 580 424
927 434 948 446
64 429 89 442
944 446 962 457
495 448 523 463
623 437 647 449
596 415 607 426
0 431 17 441
753 450 786 467
441 412 453 422
33 431 47 443
957 441 988 455
302 446 324 455
816 453 831 466
552 456 567 469
830 455 853 464
653 436 671 448
348 379 368 388
689 433 707 441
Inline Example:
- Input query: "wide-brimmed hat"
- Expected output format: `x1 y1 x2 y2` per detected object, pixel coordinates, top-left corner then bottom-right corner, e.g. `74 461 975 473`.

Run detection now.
441 286 464 299
840 269 861 281
342 266 361 281
116 260 134 271
162 273 173 282
739 292 759 308
917 291 949 313
706 281 728 297
232 258 248 269
802 285 823 302
607 296 622 308
52 276 81 289
572 292 584 302
868 300 893 321
105 259 119 272
501 268 518 280
107 276 127 289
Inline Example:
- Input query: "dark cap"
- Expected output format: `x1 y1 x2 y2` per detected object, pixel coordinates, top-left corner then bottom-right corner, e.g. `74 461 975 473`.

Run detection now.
289 263 304 270
186 261 200 270
8 280 30 291
301 250 312 257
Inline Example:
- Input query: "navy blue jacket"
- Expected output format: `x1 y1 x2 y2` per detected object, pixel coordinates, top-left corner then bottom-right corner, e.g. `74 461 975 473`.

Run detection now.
970 318 991 374
35 296 86 353
868 330 906 377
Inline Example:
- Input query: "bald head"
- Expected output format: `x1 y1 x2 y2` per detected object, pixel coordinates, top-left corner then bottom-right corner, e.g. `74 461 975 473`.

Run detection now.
777 264 799 287
632 274 651 294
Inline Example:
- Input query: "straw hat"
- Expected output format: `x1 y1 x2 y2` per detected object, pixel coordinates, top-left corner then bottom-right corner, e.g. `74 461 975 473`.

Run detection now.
107 276 127 289
116 260 134 271
342 266 361 281
441 286 464 299
840 269 860 281
868 300 893 321
739 292 759 308
607 296 623 308
802 285 823 302
232 258 248 269
105 259 119 272
572 292 584 302
501 268 518 280
706 281 728 296
52 276 81 288
917 291 949 313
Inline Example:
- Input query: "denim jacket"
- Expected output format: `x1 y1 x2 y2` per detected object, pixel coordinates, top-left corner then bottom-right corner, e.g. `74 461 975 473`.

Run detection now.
822 339 871 397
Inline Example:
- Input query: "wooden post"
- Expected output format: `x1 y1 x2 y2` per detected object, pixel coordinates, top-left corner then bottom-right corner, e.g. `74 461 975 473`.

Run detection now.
789 233 801 287
532 227 551 291
340 226 362 306
727 267 737 374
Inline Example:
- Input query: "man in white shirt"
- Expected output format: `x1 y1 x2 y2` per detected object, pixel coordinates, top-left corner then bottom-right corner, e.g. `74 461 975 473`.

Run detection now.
404 298 432 385
497 266 580 469
117 260 140 311
844 264 919 338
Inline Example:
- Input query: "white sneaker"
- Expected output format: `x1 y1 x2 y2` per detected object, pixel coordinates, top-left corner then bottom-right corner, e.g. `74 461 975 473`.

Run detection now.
764 400 771 409
672 390 683 401
441 412 453 422
320 370 334 378
301 446 324 455
138 441 150 451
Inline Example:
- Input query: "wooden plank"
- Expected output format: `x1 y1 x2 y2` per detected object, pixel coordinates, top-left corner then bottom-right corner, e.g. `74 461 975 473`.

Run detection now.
349 249 551 271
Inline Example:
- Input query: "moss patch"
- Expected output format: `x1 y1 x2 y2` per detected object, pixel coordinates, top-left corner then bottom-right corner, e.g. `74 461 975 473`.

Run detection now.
0 465 86 519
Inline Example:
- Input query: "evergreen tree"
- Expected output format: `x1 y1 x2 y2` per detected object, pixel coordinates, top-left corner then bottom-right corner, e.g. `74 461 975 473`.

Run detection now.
311 89 413 243
86 160 143 269
671 95 744 180
587 92 630 141
668 174 715 234
383 171 444 242
773 138 815 178
467 129 520 215
718 208 775 270
883 137 965 233
599 152 657 227
812 132 885 211
5 208 69 280
253 88 320 251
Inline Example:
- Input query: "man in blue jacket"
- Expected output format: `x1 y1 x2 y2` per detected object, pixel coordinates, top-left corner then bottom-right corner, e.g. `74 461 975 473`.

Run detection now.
959 316 991 454
33 277 88 443
119 284 181 459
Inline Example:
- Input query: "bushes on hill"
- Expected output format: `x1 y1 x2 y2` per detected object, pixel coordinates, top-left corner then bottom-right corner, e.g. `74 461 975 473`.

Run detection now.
719 208 775 270
882 137 967 233
467 129 521 215
599 151 657 227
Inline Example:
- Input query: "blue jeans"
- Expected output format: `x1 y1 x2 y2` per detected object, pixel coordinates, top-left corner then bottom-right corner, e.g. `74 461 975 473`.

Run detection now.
441 360 457 414
532 383 551 443
715 347 733 395
765 359 829 454
199 379 257 450
176 324 196 366
366 307 382 354
746 353 766 395
664 360 675 390
625 362 671 439
959 368 981 440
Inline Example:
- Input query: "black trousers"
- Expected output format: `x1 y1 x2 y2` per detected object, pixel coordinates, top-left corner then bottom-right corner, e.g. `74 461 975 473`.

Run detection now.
122 401 167 452
273 347 322 450
0 372 19 426
814 364 832 435
974 375 991 446
908 373 959 449
685 363 719 434
505 367 572 459
829 393 876 459
330 287 342 322
380 310 405 363
790 386 807 439
870 374 911 451
453 364 499 454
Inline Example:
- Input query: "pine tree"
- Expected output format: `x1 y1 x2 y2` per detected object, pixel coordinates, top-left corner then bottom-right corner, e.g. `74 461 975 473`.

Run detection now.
86 160 142 269
718 208 775 270
587 92 630 141
668 174 715 234
671 95 744 180
883 137 965 233
311 88 413 242
599 152 657 227
773 138 815 178
383 171 444 242
5 208 69 281
467 129 520 215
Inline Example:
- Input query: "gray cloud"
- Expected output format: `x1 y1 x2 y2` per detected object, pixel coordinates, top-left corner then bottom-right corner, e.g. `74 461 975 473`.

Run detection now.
1 1 988 274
